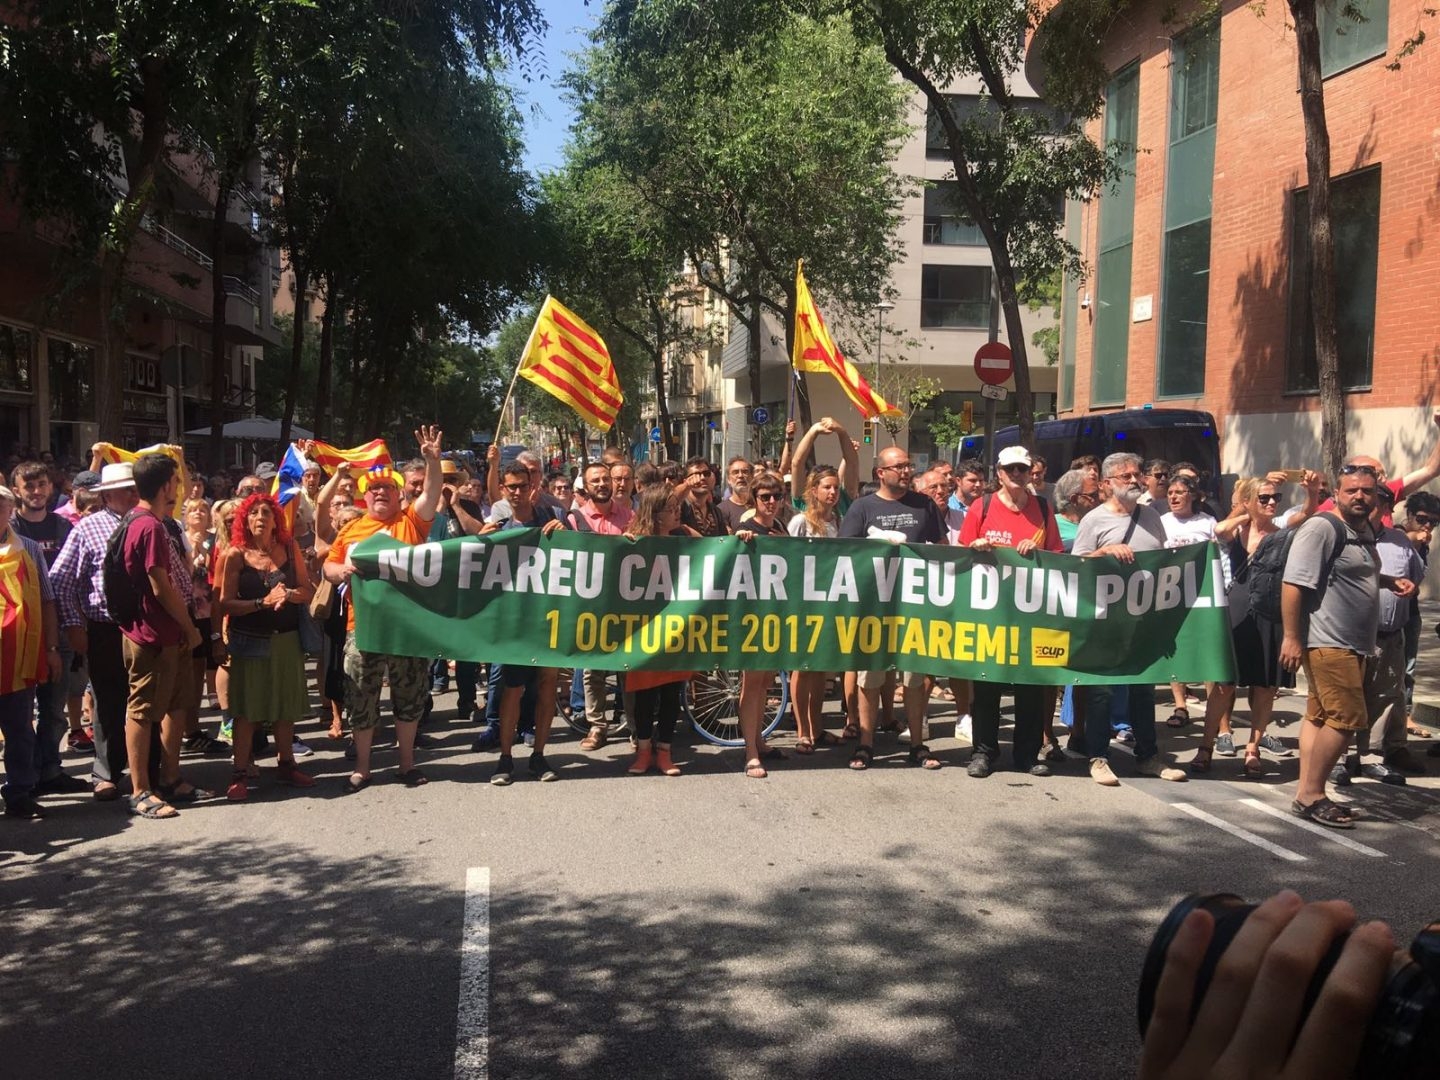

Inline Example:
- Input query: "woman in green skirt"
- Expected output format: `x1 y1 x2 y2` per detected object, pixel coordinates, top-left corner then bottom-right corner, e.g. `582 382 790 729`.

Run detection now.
217 492 316 801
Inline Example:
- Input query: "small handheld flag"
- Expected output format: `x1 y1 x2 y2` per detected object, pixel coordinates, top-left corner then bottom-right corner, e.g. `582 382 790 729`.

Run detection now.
516 296 623 432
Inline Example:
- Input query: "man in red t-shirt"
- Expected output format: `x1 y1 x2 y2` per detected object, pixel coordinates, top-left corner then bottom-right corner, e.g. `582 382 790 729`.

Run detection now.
958 445 1062 779
1314 412 1440 525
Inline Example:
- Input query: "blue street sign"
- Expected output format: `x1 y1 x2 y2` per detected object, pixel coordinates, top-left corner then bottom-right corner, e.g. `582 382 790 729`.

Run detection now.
650 427 662 443
750 406 770 425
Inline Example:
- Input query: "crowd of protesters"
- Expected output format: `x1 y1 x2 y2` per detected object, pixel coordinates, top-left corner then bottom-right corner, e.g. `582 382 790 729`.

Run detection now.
2 413 1439 830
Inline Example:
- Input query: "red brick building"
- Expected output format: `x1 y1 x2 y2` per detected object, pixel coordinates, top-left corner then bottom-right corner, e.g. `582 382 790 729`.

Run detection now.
1029 0 1440 476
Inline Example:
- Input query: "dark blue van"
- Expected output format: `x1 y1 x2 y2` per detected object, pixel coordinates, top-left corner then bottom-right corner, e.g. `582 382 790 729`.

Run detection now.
959 408 1222 495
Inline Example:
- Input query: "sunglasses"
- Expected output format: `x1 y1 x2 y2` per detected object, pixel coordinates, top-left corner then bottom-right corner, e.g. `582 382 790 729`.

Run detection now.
880 463 914 472
1001 464 1029 475
1255 493 1280 504
1339 464 1379 477
1149 471 1169 479
755 491 781 502
502 482 530 493
1412 515 1437 527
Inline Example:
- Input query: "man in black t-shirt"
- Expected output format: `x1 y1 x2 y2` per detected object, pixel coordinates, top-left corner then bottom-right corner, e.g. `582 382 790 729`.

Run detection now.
837 446 945 772
11 462 86 796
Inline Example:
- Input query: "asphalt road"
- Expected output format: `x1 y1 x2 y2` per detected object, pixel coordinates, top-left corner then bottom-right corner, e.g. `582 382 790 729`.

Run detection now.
3 666 1439 1080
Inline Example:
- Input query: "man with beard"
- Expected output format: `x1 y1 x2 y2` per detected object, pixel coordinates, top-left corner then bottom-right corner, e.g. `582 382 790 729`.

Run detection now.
1072 452 1187 786
717 457 754 533
569 461 632 751
1281 464 1414 828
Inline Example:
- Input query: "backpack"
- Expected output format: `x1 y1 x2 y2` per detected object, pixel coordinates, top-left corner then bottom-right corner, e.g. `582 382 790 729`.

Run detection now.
101 509 149 625
1245 514 1354 623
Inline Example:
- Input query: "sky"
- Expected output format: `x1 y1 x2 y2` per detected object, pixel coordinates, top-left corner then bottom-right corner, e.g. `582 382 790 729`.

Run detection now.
514 0 600 177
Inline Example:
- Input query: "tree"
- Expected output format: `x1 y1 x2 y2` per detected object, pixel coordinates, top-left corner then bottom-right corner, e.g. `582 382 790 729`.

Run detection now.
869 366 942 444
837 0 1121 445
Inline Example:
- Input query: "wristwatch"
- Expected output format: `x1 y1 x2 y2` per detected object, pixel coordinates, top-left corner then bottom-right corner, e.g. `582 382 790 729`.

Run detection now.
254 597 264 611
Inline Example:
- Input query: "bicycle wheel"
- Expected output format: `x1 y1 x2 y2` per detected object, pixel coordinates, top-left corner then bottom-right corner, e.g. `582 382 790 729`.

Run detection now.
685 669 789 747
560 669 629 737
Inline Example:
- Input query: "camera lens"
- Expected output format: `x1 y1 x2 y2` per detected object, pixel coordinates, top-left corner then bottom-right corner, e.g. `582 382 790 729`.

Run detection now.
1140 895 1440 1079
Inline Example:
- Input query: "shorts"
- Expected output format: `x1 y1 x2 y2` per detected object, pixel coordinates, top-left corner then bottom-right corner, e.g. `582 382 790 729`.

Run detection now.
65 653 89 698
499 664 554 690
1300 647 1370 733
342 633 430 730
122 639 188 724
857 669 926 692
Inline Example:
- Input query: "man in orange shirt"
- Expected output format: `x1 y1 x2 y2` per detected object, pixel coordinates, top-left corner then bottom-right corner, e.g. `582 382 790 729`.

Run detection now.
324 426 443 794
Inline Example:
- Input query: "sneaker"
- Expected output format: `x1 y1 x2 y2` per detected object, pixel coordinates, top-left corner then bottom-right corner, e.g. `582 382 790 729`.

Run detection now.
182 731 230 757
956 714 973 742
1062 737 1089 760
521 731 536 748
1215 733 1236 757
1361 762 1407 786
490 754 514 786
290 737 314 758
276 762 316 788
431 679 449 694
3 797 46 820
1113 726 1135 746
1135 756 1188 782
413 732 436 750
528 754 559 782
1028 761 1053 778
1090 758 1120 787
343 738 357 761
1384 748 1427 775
1330 763 1353 787
218 717 234 743
1040 740 1065 763
966 751 994 778
472 727 500 753
226 772 249 801
33 773 90 796
1258 733 1294 758
67 728 94 753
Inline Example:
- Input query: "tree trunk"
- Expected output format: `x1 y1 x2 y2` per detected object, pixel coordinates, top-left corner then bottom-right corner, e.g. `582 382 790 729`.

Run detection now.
94 58 169 443
993 245 1036 446
314 280 337 440
279 263 308 448
207 170 235 471
1290 0 1344 475
343 311 364 444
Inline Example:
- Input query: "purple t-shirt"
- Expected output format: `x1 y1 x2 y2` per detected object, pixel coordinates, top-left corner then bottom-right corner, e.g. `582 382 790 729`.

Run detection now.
119 511 184 646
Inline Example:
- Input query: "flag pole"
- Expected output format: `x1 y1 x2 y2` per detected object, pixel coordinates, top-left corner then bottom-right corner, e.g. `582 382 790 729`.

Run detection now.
497 296 551 444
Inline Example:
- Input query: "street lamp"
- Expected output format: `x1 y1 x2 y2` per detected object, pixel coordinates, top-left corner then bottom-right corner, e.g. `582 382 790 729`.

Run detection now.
874 300 895 467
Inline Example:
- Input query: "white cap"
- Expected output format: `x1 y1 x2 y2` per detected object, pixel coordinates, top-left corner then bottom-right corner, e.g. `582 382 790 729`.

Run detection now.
997 446 1032 469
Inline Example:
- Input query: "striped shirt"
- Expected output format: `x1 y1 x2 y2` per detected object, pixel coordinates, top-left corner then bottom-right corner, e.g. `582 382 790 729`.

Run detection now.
47 508 123 628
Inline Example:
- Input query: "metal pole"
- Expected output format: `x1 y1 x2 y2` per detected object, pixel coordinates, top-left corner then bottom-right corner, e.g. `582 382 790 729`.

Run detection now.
982 276 1001 482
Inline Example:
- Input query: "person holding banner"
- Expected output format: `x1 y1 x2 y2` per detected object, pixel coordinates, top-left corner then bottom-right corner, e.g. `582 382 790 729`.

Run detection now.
959 446 1063 778
736 472 792 778
324 427 444 795
787 465 845 755
1073 453 1188 786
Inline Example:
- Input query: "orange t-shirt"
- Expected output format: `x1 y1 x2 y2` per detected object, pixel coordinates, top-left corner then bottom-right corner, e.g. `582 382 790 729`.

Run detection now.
327 506 429 632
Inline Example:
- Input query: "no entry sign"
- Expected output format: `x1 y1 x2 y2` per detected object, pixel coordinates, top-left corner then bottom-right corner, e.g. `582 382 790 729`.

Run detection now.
973 341 1013 386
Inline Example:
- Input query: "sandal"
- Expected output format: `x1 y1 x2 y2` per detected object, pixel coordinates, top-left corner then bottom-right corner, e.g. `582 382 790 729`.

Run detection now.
1407 724 1434 739
396 768 429 788
1166 708 1189 728
1189 746 1213 774
127 791 179 819
816 731 843 746
794 738 815 756
156 778 210 804
1291 796 1354 829
341 773 372 796
579 728 607 751
908 743 942 770
1243 749 1264 779
840 724 860 740
758 746 786 761
849 745 874 771
92 780 121 802
744 758 768 779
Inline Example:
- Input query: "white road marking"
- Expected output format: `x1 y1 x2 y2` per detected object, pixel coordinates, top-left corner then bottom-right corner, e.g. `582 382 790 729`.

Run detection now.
1240 797 1388 858
1172 802 1307 862
454 866 491 1080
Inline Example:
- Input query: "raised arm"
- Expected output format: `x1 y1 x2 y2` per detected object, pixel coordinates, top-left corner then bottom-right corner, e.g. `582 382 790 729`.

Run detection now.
1397 409 1440 498
410 425 444 523
314 464 347 544
778 419 797 478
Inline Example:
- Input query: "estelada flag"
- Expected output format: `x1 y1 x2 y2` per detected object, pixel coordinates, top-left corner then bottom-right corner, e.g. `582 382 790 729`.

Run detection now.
94 442 189 518
791 262 900 419
307 438 391 473
517 296 623 431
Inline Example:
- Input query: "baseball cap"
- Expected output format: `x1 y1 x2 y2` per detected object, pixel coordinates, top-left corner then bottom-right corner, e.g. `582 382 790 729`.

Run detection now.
997 446 1033 469
72 469 103 489
254 461 279 480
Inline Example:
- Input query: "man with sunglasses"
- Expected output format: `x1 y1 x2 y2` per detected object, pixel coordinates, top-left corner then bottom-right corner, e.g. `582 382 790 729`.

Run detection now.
1314 412 1440 522
959 446 1062 778
838 445 946 771
1280 462 1415 828
324 426 444 795
679 458 726 538
1137 460 1170 506
568 461 632 751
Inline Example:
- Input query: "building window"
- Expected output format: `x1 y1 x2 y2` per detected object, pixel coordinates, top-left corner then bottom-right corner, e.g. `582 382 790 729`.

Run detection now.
1287 166 1380 393
1320 0 1387 77
922 182 985 246
1158 21 1218 399
1059 201 1081 412
0 324 33 393
920 265 992 329
48 338 95 422
1092 63 1139 406
925 95 1055 160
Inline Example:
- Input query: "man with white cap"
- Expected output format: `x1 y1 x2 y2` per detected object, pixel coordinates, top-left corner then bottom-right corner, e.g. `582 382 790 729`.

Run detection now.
47 461 141 801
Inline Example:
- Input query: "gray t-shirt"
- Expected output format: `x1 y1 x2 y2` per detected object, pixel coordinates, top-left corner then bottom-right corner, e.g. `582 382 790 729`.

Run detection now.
1282 513 1379 653
1071 503 1167 556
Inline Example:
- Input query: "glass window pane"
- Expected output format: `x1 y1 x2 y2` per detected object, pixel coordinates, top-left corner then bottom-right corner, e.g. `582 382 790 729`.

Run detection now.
1092 244 1132 405
923 183 984 246
1287 167 1380 391
48 338 95 421
1059 200 1081 412
1158 220 1212 397
1172 22 1220 141
0 325 33 392
1320 0 1388 77
920 265 992 329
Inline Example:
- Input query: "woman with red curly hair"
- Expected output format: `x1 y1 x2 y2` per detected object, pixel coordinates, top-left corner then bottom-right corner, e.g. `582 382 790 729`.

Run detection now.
216 492 315 800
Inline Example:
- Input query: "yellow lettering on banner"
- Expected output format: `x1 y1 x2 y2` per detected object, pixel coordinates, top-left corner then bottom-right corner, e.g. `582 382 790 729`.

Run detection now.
576 613 597 651
740 614 760 653
900 617 927 656
598 614 621 653
928 620 953 660
640 614 662 654
977 624 1006 664
834 616 858 652
664 614 686 653
545 609 560 649
954 622 975 661
687 615 709 654
858 616 882 653
712 614 728 651
1031 628 1071 666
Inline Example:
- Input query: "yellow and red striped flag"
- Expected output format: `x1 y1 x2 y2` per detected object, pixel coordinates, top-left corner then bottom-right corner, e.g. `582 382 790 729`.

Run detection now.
93 442 189 518
307 439 392 473
517 296 623 431
791 262 900 419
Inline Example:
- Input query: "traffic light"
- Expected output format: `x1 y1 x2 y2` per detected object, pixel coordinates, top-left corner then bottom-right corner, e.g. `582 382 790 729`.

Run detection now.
862 420 874 444
961 401 974 432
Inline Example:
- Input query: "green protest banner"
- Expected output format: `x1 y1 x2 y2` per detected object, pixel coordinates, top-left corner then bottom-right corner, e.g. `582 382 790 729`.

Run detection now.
348 531 1237 686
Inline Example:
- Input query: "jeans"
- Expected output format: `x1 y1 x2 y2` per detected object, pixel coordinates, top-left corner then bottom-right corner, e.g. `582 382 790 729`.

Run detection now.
569 669 585 714
1087 684 1158 761
484 661 534 735
971 681 1045 767
429 657 449 691
32 641 72 781
1403 600 1422 710
88 620 130 786
455 661 480 712
0 687 38 805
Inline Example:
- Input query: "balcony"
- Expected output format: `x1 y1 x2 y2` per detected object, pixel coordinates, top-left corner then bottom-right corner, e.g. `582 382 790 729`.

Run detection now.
140 214 213 270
